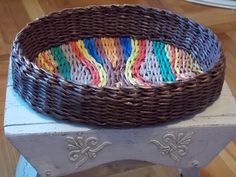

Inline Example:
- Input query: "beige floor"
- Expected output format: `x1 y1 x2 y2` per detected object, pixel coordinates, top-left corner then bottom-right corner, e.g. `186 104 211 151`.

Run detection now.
1 0 236 177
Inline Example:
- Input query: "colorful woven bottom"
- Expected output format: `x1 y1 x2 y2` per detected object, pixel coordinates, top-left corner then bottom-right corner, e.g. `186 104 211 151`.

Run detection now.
35 37 204 87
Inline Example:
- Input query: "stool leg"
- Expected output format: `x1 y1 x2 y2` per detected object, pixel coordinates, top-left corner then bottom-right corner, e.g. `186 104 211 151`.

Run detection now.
180 168 200 177
16 155 37 177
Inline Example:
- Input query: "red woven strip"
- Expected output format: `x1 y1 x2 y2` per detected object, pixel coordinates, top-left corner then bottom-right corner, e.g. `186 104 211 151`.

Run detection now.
132 40 151 86
69 41 100 86
41 51 58 73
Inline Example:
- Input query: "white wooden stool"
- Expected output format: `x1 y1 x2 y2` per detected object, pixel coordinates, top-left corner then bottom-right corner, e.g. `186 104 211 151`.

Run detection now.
4 64 236 177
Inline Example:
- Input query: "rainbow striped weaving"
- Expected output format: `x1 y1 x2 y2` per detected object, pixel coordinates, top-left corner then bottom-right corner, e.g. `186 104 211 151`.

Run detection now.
35 37 203 87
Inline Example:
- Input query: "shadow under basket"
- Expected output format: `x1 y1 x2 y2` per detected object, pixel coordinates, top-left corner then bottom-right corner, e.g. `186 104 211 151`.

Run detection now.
11 5 225 128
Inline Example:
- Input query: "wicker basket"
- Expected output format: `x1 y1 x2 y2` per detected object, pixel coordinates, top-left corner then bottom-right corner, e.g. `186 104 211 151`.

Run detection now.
11 5 225 127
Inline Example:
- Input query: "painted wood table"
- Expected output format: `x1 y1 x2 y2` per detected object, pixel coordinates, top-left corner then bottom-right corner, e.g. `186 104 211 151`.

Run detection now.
4 64 236 177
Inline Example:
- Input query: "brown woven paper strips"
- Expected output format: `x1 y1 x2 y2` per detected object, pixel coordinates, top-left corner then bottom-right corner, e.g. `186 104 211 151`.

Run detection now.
11 5 225 127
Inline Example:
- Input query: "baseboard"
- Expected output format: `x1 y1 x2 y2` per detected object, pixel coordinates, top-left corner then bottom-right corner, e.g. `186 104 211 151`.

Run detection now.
187 0 236 9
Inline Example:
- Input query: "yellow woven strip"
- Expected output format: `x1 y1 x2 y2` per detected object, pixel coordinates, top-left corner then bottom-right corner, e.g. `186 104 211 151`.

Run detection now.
165 44 178 75
35 53 44 68
125 38 140 85
165 44 172 61
174 48 181 75
186 53 203 73
36 52 54 72
174 48 203 79
100 37 118 68
45 50 58 69
185 52 192 72
76 40 107 87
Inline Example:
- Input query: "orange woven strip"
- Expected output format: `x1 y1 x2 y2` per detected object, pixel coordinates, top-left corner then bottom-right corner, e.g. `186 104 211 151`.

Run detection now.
132 39 151 86
100 38 118 68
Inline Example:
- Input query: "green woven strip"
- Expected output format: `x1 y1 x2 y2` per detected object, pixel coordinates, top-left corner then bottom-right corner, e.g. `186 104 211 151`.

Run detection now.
153 41 176 81
50 47 71 80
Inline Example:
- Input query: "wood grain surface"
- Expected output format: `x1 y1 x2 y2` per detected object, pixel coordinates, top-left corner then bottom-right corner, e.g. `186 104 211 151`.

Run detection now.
0 0 236 177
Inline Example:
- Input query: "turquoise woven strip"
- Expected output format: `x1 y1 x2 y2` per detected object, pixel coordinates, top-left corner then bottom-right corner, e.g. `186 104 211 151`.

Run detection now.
50 47 71 80
152 41 176 81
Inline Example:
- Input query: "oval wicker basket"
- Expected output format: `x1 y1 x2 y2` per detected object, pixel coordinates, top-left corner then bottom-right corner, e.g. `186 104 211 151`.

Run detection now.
11 5 225 127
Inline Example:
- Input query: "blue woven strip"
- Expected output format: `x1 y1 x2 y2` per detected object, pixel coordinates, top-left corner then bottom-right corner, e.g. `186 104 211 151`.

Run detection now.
153 41 176 81
83 38 103 64
120 37 131 61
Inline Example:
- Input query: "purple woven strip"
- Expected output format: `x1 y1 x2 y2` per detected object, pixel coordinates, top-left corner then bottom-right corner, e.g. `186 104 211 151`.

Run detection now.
140 40 163 84
94 38 115 87
113 38 129 87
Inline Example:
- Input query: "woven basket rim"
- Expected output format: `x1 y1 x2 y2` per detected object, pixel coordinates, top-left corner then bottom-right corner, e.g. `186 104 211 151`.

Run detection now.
12 4 222 90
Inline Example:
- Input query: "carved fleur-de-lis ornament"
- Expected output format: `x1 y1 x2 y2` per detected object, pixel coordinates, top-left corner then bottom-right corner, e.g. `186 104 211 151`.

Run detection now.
150 131 194 162
66 135 112 168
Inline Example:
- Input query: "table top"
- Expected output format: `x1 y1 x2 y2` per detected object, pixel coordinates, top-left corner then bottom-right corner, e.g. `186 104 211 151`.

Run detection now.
4 63 236 134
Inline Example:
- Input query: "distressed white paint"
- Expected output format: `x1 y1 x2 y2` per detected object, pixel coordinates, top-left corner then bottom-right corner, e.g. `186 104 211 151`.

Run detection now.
4 64 236 177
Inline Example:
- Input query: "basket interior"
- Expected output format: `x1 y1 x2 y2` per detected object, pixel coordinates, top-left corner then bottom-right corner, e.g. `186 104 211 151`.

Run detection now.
35 38 206 87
